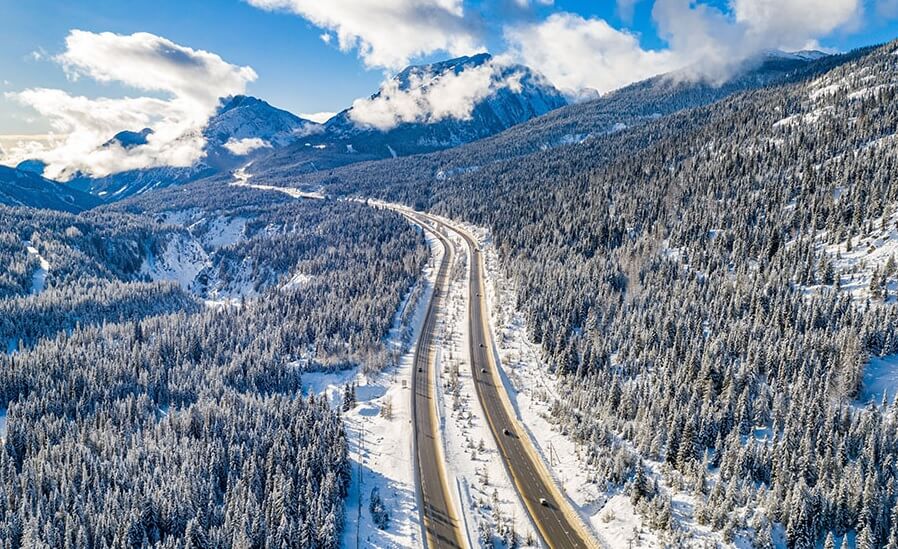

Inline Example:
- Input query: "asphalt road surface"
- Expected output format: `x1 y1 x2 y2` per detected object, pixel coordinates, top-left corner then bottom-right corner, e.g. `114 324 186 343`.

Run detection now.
408 215 466 549
423 214 595 549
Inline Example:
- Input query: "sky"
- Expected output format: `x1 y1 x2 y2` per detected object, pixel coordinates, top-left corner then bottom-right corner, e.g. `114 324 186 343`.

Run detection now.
0 0 896 178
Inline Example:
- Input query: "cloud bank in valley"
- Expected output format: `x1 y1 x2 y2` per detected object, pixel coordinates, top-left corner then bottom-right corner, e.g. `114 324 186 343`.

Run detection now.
4 30 256 180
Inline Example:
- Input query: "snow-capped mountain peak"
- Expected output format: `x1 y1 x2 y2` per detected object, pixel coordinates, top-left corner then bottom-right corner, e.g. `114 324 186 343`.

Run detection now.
205 95 320 147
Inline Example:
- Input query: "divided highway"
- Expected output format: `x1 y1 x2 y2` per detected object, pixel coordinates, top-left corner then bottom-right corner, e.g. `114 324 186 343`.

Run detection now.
419 213 597 549
406 214 466 549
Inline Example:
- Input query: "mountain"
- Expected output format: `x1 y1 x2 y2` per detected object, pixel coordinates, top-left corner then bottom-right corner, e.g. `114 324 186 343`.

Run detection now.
0 166 100 213
205 95 319 148
253 47 852 191
765 49 829 62
104 128 153 149
29 56 565 203
68 96 320 201
325 53 567 154
253 53 567 177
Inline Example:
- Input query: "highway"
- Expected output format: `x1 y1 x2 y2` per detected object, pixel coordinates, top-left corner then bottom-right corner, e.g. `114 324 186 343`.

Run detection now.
232 185 595 548
406 214 466 549
419 213 597 549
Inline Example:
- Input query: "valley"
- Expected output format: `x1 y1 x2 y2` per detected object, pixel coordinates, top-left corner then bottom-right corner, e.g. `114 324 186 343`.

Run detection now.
5 13 898 549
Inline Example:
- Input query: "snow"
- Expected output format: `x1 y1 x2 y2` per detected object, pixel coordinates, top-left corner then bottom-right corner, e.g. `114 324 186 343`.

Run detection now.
0 408 6 441
859 354 898 405
26 244 49 295
282 271 317 291
231 163 324 199
201 216 247 248
434 227 540 546
140 234 208 289
812 202 898 302
809 83 841 100
300 226 443 549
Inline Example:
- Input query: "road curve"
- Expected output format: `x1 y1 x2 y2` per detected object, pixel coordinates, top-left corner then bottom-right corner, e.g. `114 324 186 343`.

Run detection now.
421 213 597 549
406 214 466 549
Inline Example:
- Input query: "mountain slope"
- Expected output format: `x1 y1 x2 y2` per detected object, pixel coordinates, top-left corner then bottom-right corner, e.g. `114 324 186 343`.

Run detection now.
68 96 320 202
251 48 861 196
0 166 100 213
253 53 567 176
266 39 898 547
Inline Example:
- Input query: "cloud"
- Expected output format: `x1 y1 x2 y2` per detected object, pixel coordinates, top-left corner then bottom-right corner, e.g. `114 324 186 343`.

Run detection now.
505 13 677 96
5 30 256 180
223 137 272 155
299 111 337 124
245 0 482 69
617 0 640 23
505 0 862 97
348 58 524 130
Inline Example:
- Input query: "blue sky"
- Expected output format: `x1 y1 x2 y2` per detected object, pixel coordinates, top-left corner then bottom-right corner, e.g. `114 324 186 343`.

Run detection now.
1 0 896 176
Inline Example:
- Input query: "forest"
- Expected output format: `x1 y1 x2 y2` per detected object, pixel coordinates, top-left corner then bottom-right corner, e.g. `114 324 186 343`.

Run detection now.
267 40 898 547
0 185 427 547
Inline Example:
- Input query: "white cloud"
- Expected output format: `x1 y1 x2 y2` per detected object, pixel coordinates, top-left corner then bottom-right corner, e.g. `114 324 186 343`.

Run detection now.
505 13 678 96
348 58 524 131
505 1 862 98
5 30 256 180
245 0 482 69
299 111 337 124
223 137 272 155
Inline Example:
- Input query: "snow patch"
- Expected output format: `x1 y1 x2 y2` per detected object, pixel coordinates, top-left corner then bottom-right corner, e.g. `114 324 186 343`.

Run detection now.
140 234 208 289
859 354 898 405
26 244 50 295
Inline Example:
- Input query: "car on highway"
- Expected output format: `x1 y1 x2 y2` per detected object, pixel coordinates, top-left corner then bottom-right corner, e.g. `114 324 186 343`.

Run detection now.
539 498 549 507
503 428 512 436
418 367 423 372
481 368 487 373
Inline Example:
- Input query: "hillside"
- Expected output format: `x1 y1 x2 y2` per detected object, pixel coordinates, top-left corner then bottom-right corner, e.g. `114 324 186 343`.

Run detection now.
253 40 898 547
251 49 857 193
0 166 100 213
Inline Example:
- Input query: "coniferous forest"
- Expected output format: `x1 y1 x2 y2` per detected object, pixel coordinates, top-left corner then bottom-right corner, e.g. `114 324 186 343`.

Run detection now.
6 21 898 549
0 182 427 548
260 41 898 547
